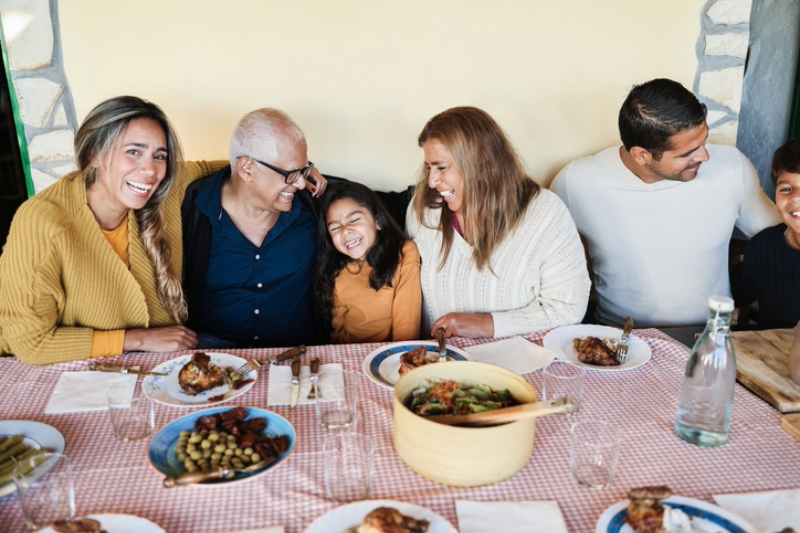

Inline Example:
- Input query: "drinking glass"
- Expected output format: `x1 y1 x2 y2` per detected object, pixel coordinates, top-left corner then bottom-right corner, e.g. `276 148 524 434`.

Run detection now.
542 360 585 415
570 419 622 489
13 452 75 530
323 432 375 503
107 381 155 442
315 370 358 430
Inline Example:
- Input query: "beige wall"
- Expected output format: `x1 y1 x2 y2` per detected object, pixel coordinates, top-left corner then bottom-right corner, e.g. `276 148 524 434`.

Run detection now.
59 0 705 191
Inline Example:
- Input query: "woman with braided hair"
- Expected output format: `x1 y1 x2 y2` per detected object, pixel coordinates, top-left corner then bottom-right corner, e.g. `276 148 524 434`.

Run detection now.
0 96 222 364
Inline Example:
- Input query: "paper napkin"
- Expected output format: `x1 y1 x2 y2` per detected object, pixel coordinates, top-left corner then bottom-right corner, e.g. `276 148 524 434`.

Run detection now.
267 363 343 407
456 500 568 533
464 336 556 374
713 489 800 531
45 372 137 414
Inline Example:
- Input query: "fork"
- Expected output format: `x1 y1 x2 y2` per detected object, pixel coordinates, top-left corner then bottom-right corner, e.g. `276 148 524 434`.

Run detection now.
234 345 307 377
616 316 635 364
234 359 261 378
307 358 320 399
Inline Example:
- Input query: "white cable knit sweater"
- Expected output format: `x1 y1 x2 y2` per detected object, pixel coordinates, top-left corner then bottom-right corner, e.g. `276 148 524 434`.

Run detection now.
407 189 590 337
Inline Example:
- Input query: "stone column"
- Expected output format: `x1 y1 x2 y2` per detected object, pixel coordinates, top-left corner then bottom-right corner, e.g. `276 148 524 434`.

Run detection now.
694 0 753 145
0 0 78 194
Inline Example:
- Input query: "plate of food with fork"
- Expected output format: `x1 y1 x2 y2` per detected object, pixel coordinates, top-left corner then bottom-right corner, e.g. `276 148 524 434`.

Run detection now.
142 352 257 407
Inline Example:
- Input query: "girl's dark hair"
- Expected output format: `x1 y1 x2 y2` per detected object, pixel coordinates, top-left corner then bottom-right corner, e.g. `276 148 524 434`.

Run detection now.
315 181 407 310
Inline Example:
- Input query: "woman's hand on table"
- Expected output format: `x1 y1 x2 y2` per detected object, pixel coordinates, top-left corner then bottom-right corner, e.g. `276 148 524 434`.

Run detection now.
124 326 198 352
432 313 494 339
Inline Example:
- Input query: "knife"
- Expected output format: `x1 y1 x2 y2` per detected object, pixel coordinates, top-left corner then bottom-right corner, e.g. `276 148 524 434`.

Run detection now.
88 361 167 377
268 345 306 365
289 356 301 409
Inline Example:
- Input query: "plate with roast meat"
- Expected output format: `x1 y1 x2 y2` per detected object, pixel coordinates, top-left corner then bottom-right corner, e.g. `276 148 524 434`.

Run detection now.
303 500 457 533
543 325 651 371
362 342 471 389
142 352 257 407
148 406 295 487
595 486 758 533
42 514 165 533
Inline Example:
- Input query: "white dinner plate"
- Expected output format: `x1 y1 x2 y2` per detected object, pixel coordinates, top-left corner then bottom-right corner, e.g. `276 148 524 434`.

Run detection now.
38 513 165 533
0 420 66 498
303 500 458 533
543 325 651 371
362 341 471 389
595 496 758 533
142 352 256 407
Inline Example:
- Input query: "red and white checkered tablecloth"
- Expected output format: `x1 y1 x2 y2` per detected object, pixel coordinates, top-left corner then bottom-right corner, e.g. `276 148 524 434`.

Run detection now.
1 329 799 533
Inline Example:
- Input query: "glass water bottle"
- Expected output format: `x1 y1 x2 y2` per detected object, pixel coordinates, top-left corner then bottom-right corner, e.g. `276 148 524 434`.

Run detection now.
674 296 737 447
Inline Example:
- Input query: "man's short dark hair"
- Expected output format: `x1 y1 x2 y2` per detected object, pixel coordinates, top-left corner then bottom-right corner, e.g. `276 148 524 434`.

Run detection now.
618 78 707 160
771 138 800 186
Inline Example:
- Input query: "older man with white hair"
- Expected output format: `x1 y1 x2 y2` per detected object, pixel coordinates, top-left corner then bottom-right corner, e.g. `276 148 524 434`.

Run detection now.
181 108 327 348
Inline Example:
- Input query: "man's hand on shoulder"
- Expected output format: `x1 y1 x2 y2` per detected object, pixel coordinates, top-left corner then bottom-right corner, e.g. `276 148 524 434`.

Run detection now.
308 168 327 198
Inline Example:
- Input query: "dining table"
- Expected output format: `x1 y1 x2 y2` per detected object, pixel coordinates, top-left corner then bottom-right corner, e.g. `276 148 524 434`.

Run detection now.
1 327 799 533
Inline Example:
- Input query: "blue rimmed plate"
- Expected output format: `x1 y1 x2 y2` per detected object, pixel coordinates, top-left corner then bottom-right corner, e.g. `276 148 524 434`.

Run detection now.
148 406 295 487
596 496 758 533
362 341 470 389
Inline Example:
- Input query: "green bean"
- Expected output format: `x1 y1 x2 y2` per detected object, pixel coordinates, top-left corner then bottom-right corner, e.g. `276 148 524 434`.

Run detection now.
0 435 22 455
0 449 45 486
0 447 38 477
0 442 28 464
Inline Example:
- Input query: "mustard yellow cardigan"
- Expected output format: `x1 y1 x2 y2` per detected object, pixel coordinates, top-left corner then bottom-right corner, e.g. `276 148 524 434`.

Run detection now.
0 160 227 365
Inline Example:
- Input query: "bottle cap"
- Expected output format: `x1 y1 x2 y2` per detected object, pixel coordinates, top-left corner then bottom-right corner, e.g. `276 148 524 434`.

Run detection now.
707 296 734 312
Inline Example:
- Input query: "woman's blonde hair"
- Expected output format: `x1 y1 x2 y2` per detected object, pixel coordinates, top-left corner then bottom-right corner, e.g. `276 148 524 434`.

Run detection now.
413 106 539 271
74 96 187 323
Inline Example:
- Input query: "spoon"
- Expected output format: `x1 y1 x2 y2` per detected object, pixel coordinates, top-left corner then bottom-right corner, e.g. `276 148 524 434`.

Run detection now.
424 397 573 427
163 458 274 488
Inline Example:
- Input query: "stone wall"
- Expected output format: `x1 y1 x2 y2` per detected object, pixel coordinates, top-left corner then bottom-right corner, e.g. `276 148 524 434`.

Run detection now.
0 0 77 194
1 0 754 195
694 0 753 145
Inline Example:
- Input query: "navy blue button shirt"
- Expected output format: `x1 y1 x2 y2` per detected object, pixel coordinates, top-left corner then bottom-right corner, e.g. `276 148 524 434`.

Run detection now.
191 169 317 347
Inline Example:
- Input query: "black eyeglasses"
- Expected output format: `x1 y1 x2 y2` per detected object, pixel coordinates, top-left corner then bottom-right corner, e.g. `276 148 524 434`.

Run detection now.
238 156 314 184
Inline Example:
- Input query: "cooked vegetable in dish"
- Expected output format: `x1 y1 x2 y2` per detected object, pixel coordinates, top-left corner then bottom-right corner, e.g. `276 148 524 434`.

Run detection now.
0 435 46 486
406 379 518 416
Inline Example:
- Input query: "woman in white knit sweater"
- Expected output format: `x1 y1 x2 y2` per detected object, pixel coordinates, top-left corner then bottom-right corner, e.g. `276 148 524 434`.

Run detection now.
407 107 590 339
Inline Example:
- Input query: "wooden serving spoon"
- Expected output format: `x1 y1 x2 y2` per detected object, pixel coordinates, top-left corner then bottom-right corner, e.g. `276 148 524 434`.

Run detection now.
424 397 573 427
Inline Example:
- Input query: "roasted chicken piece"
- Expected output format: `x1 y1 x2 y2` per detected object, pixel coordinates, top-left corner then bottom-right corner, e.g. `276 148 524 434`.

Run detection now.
399 347 436 375
575 336 620 366
178 352 227 395
51 518 106 533
626 486 673 533
354 507 429 533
